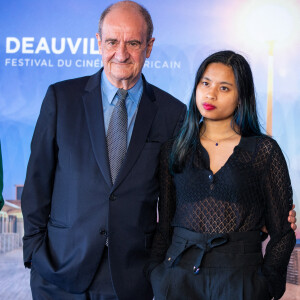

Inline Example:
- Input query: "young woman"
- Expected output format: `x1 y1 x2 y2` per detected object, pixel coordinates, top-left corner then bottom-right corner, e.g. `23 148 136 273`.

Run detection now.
148 51 296 300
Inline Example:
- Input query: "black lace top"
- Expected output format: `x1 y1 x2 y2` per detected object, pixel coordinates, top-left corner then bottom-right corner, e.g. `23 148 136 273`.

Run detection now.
149 135 295 299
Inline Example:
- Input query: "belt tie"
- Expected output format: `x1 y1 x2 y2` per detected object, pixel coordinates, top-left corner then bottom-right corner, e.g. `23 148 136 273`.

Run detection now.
191 234 229 274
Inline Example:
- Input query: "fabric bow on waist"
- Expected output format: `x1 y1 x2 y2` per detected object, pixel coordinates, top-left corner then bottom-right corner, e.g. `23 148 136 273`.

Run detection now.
191 234 229 274
165 233 229 275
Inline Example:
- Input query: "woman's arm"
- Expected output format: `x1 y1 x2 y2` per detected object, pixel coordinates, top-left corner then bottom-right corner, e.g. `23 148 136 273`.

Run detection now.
145 141 177 279
262 139 296 299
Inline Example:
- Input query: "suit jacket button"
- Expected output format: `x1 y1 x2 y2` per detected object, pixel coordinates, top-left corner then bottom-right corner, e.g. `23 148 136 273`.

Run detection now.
109 193 116 201
99 230 107 235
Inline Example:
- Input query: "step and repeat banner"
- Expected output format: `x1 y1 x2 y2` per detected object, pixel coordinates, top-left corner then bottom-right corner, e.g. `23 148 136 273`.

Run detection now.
1 0 300 298
1 1 300 234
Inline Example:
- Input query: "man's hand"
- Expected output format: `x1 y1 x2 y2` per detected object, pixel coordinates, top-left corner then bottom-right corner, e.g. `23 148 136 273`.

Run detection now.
289 204 297 231
261 204 297 233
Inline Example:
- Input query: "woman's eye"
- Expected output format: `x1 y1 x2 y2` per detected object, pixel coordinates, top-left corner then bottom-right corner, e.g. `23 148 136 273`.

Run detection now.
220 86 229 91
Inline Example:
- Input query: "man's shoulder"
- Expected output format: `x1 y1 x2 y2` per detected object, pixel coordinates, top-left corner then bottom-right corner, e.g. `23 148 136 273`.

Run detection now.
51 74 92 91
43 72 100 103
51 70 101 92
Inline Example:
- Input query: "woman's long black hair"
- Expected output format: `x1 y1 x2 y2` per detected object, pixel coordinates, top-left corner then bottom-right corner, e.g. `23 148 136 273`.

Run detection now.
170 50 263 173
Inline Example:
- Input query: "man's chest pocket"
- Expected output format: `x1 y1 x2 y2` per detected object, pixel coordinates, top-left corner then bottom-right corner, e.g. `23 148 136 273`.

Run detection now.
143 141 162 151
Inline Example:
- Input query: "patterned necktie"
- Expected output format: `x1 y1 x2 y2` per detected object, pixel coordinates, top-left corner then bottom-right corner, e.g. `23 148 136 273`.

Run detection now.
107 88 128 184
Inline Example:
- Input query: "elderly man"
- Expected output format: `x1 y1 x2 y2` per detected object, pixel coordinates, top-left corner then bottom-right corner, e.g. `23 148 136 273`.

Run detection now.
22 1 296 300
22 1 185 300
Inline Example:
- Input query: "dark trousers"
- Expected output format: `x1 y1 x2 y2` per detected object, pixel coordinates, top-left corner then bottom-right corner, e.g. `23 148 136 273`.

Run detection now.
151 228 272 300
30 248 118 300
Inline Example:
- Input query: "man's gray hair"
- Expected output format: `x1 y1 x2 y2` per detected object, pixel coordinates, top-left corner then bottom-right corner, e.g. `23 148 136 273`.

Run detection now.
98 1 154 42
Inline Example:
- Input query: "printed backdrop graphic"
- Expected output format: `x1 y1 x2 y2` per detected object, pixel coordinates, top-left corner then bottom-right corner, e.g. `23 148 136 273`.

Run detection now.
0 0 300 298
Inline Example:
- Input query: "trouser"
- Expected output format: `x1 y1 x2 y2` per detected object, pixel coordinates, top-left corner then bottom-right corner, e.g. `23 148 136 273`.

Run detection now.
30 247 118 300
151 227 272 300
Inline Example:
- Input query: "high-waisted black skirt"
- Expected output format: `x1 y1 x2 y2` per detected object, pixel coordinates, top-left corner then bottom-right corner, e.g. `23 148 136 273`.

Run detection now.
150 227 272 300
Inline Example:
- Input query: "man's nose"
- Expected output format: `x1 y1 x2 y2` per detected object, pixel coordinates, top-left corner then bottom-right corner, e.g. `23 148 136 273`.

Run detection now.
114 43 130 62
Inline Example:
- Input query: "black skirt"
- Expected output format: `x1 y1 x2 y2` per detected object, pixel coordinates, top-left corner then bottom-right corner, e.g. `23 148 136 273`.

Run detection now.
150 228 272 300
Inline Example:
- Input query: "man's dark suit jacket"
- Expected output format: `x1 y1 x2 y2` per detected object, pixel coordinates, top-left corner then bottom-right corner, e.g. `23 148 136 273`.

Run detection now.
21 69 186 300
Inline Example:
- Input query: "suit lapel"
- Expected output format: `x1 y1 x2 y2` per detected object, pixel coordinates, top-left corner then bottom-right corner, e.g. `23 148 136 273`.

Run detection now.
112 77 158 190
82 69 112 188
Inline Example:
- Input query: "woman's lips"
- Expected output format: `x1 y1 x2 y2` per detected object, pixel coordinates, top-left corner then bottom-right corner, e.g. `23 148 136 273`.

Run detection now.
203 103 216 110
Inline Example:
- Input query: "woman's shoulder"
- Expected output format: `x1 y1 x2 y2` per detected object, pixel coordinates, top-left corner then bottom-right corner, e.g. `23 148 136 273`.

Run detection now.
255 135 280 150
239 134 275 151
246 135 283 161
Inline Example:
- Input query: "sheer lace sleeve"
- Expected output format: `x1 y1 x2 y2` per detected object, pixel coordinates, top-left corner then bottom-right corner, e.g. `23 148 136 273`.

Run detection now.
145 141 176 278
262 139 296 299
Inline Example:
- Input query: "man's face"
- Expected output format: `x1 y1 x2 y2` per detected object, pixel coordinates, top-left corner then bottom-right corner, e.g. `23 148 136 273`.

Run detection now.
96 7 155 89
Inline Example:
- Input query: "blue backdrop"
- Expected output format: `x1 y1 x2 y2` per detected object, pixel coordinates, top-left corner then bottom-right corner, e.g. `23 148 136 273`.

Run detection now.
1 0 300 238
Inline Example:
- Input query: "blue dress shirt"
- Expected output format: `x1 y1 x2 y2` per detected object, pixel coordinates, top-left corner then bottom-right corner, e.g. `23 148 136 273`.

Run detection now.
101 72 143 148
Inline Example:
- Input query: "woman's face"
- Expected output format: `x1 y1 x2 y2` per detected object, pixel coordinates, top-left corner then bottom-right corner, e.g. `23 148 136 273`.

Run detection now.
196 63 239 122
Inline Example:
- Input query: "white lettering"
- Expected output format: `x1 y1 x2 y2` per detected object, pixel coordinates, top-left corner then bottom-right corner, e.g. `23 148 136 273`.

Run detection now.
5 58 11 65
57 59 72 67
162 61 168 68
75 59 102 68
57 59 64 67
143 60 181 69
5 37 103 55
155 61 161 68
173 61 181 68
4 58 53 67
12 58 17 66
22 37 34 54
51 38 66 54
6 37 20 53
83 38 88 55
67 37 82 54
75 59 82 67
35 37 50 54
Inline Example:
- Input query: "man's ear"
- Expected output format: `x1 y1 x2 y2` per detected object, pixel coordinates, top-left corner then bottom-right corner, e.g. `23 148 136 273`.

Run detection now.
146 37 155 58
96 33 102 55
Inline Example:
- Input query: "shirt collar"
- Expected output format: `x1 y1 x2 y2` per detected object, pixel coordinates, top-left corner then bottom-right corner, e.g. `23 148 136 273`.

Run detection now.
101 71 143 105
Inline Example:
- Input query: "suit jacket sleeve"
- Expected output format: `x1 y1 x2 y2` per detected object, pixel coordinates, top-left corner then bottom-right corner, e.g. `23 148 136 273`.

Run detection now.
173 105 186 138
21 85 58 267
